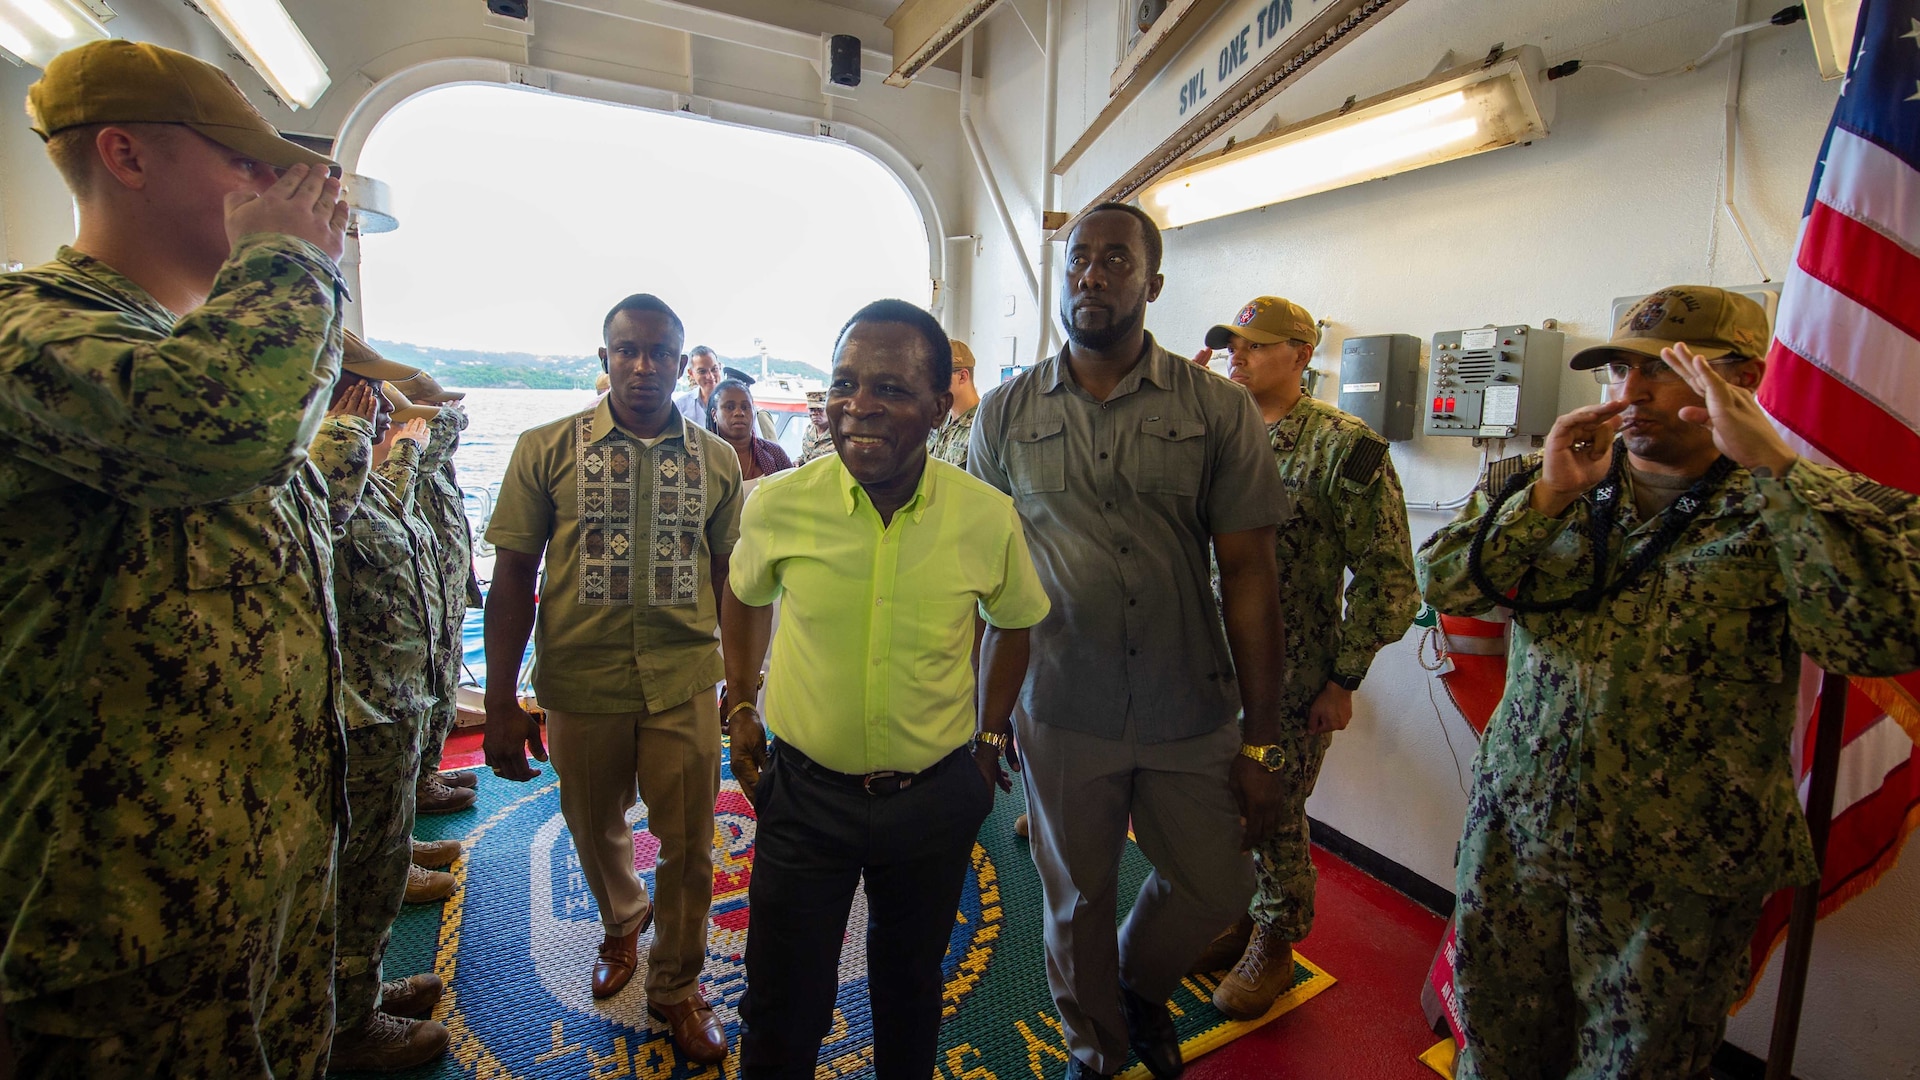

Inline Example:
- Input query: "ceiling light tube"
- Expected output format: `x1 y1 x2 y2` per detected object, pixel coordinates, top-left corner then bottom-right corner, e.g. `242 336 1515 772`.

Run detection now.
0 0 110 68
1141 46 1557 230
193 0 329 109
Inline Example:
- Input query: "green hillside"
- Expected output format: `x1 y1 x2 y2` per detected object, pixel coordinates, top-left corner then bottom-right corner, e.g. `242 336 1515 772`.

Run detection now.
367 340 826 390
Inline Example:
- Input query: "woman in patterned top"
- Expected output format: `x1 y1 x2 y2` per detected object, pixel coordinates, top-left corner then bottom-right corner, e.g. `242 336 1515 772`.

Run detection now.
706 377 793 489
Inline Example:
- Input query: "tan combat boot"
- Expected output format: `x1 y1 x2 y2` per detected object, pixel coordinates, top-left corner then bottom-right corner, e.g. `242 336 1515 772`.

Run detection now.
1189 912 1255 975
411 837 462 869
380 973 444 1019
415 773 476 814
1211 923 1293 1020
405 862 455 903
328 1010 450 1071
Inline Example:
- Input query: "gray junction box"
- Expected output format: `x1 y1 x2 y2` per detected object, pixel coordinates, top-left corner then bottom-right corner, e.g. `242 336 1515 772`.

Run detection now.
1424 324 1565 439
1337 334 1421 441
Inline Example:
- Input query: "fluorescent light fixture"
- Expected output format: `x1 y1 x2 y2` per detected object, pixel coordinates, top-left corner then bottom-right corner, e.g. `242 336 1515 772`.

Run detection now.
1805 0 1861 80
0 0 111 68
194 0 329 109
1141 46 1556 229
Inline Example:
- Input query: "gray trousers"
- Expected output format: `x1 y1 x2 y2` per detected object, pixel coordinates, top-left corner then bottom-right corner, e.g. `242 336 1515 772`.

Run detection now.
1017 714 1255 1073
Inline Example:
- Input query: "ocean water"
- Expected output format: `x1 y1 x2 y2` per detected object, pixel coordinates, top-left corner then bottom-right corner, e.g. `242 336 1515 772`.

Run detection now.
453 388 600 689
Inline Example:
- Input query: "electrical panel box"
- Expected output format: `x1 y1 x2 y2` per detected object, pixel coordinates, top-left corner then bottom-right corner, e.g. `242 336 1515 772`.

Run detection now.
1424 324 1565 439
1337 334 1421 441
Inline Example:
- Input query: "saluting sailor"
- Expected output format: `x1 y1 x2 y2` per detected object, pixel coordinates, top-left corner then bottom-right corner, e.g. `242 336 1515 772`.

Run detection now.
1 40 350 1079
1197 297 1420 1020
307 334 453 1070
1418 287 1920 1078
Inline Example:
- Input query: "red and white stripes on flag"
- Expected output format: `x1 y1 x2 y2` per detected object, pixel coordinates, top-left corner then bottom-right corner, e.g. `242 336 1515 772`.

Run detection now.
1743 0 1920 1006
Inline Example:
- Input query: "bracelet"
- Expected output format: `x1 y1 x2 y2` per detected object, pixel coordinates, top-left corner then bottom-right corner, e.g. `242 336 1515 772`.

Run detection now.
726 701 759 723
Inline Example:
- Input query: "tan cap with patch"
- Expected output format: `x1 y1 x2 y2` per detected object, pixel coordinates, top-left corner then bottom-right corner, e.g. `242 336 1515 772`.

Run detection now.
27 40 334 172
382 383 440 423
391 370 465 404
1205 296 1319 350
341 331 420 382
1568 286 1769 370
949 339 977 370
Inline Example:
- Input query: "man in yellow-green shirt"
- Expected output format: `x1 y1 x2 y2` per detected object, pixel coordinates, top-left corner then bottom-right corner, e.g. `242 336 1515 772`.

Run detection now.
722 299 1051 1077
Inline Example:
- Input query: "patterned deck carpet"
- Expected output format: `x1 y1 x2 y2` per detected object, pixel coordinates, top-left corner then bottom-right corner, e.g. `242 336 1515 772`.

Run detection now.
345 751 1334 1079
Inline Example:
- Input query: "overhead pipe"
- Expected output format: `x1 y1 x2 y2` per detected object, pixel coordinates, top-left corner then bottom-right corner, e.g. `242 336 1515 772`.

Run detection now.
1033 0 1060 364
959 34 1041 310
1720 0 1772 281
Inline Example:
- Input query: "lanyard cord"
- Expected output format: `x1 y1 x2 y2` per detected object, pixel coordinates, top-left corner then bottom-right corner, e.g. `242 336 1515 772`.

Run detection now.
1465 441 1738 615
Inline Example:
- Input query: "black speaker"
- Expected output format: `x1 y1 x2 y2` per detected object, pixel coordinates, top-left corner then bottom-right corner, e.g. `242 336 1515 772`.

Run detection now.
828 34 861 88
488 0 529 19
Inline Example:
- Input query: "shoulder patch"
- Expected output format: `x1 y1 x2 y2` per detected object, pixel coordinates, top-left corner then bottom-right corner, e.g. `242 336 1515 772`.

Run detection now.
1851 479 1917 515
1483 453 1536 497
1341 435 1389 485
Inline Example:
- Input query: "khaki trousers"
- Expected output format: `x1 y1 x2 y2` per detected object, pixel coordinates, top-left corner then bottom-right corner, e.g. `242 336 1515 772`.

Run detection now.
1018 714 1255 1075
546 691 721 1005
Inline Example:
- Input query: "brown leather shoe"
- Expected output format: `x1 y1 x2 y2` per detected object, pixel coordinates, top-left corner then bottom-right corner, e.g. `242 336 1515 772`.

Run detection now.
405 863 455 903
647 990 728 1065
328 1010 449 1071
590 907 655 998
411 837 462 869
437 769 479 789
416 774 477 814
380 972 443 1019
592 930 640 998
1014 812 1030 838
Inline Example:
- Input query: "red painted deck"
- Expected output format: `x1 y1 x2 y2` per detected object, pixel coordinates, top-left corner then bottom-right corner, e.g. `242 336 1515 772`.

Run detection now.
1190 847 1449 1080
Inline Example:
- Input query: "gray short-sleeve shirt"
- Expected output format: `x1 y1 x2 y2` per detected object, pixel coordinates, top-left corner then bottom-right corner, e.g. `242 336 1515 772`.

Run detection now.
968 336 1292 742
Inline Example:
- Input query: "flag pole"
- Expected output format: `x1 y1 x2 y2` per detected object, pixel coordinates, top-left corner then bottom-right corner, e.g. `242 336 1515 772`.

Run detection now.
1763 668 1850 1080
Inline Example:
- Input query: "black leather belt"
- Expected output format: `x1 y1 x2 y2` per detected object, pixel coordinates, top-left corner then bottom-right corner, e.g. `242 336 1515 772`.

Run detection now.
774 740 965 796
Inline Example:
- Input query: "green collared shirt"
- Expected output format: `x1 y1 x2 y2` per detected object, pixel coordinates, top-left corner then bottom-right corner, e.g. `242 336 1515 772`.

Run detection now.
968 335 1292 743
486 397 742 714
730 454 1052 775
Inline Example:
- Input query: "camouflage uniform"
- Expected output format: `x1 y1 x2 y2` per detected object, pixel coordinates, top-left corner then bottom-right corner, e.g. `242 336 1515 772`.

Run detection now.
797 421 835 465
0 239 347 1078
1417 455 1920 1078
390 404 474 775
1250 397 1418 939
309 415 446 1033
927 402 976 468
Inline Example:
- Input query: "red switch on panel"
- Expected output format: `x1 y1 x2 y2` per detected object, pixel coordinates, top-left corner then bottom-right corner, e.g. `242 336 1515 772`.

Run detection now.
1445 396 1457 413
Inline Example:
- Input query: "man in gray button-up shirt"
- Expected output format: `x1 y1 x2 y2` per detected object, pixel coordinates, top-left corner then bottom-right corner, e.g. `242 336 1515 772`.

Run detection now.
969 203 1293 1080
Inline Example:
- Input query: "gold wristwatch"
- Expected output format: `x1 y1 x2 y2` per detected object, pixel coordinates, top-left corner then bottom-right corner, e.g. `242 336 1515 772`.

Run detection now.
972 730 1009 755
1239 743 1285 771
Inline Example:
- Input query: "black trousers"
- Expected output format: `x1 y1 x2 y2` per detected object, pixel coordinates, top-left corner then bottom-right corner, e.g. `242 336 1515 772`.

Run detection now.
738 743 993 1079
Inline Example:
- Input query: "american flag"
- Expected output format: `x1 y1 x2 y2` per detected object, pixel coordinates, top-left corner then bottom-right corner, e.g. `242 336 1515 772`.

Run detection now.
1744 0 1920 1002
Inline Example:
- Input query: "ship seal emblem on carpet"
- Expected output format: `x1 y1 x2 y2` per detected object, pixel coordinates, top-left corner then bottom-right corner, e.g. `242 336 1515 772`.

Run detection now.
430 775 1001 1077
